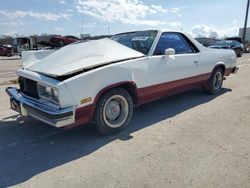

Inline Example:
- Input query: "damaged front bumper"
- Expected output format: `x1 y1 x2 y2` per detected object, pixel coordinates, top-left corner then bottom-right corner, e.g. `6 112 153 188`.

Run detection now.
5 87 75 128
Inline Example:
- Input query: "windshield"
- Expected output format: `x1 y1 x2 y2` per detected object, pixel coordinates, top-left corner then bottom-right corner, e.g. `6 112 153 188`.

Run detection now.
214 41 233 46
111 30 158 55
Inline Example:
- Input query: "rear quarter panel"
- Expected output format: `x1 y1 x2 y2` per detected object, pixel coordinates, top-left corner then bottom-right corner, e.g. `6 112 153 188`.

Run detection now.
198 47 237 74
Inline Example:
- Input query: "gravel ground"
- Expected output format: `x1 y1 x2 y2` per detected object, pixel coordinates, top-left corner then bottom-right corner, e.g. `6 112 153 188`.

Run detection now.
0 54 249 188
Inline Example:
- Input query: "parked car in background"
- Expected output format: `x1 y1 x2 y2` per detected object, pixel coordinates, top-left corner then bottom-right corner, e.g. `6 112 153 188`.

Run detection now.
209 40 244 57
50 35 81 47
244 43 250 53
6 30 238 135
38 35 81 48
226 37 242 43
0 45 12 57
13 37 38 56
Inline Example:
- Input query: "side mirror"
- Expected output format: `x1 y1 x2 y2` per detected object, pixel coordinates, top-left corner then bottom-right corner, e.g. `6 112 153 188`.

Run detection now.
165 48 175 56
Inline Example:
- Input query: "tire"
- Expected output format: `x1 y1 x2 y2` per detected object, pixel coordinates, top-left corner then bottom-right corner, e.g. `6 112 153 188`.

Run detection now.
6 52 11 57
94 88 134 135
237 50 243 57
202 68 224 95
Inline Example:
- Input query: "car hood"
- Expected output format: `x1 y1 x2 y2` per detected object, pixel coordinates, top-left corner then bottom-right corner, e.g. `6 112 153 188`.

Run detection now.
26 38 144 77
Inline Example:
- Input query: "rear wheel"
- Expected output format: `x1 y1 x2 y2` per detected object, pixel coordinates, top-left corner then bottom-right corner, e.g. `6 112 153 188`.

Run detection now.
95 88 134 135
202 68 224 95
238 49 243 57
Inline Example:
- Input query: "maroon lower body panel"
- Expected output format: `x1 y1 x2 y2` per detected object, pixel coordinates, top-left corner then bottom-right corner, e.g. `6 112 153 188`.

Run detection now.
224 67 236 76
75 105 95 125
63 105 95 130
137 73 211 105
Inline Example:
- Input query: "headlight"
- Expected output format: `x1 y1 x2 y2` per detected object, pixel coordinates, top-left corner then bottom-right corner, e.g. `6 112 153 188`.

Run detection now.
37 83 59 104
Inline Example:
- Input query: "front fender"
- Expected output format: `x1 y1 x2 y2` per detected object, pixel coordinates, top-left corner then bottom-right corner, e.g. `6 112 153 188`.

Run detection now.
64 65 136 107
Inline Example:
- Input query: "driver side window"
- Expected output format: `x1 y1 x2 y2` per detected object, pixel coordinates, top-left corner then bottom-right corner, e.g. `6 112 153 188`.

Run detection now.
154 32 198 55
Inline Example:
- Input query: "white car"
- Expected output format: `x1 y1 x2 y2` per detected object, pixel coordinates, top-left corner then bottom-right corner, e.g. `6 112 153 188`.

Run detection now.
6 30 238 135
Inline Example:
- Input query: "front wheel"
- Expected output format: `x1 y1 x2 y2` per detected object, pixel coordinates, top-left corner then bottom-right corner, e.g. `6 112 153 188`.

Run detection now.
95 88 134 135
202 68 224 95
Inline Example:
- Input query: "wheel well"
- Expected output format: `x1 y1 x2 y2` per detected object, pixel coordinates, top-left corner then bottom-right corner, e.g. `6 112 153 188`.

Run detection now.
118 83 138 104
213 64 225 75
94 82 138 105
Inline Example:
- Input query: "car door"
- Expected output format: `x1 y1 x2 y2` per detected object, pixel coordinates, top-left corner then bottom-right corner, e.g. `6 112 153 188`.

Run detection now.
146 32 201 87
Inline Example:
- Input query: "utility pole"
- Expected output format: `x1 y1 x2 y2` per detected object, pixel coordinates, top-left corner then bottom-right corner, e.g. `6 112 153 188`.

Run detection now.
107 26 110 35
80 15 85 36
242 0 250 44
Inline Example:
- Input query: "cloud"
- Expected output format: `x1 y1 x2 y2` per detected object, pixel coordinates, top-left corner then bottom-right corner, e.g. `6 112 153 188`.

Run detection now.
169 21 182 27
168 7 180 14
1 31 18 37
80 22 97 28
224 27 239 36
75 0 181 26
66 9 74 13
57 0 66 4
0 10 71 21
0 20 27 26
191 24 239 38
192 25 218 38
233 19 238 25
54 27 64 31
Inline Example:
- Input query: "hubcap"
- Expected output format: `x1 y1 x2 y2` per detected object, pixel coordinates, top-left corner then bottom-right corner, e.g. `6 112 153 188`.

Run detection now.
106 101 121 121
103 95 129 128
213 72 222 90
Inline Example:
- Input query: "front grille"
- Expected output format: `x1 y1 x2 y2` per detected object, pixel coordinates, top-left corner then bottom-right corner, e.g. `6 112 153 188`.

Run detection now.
19 77 39 99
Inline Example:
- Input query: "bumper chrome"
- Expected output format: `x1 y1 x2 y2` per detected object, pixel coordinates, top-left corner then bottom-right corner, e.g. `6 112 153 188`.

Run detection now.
6 87 75 128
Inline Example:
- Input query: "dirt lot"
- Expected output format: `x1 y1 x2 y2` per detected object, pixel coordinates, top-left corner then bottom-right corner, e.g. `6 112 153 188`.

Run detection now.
0 54 250 188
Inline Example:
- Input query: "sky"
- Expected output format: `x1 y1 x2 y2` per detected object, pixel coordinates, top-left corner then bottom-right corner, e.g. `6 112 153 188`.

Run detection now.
0 0 248 38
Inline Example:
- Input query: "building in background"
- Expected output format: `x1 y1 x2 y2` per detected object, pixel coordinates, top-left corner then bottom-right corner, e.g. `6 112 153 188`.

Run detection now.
239 27 250 43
